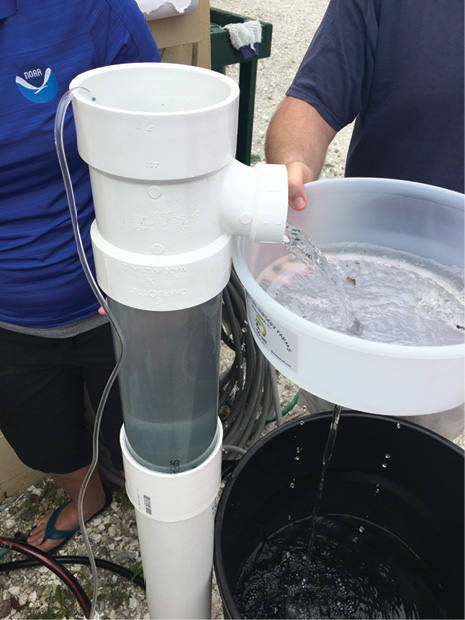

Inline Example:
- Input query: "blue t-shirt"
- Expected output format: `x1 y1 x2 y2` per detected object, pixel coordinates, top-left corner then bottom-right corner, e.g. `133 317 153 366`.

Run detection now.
0 0 160 328
287 0 464 194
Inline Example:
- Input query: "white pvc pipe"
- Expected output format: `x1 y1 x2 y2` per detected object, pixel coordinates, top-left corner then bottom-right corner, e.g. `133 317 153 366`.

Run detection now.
70 63 288 312
121 420 223 619
67 63 288 619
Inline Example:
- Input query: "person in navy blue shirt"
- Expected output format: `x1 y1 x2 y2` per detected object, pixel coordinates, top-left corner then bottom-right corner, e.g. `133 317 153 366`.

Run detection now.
0 0 160 553
265 0 464 438
266 0 464 209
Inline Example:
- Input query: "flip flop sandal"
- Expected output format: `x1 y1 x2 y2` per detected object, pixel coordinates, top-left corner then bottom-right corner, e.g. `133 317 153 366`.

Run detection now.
40 489 113 554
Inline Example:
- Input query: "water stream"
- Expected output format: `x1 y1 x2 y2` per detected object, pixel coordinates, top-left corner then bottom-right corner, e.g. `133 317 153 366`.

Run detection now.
303 405 341 570
282 224 361 335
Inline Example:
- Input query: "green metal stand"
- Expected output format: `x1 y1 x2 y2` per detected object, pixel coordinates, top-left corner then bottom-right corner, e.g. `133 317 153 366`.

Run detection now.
210 7 273 165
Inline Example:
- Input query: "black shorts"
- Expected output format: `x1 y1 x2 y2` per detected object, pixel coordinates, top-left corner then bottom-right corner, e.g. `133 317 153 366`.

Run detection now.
0 323 124 474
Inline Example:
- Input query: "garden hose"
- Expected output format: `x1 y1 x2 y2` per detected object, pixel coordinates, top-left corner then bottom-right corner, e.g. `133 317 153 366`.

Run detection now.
0 549 145 590
0 537 92 618
219 269 299 455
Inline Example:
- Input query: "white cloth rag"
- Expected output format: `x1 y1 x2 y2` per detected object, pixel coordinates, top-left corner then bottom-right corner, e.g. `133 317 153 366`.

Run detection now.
136 0 196 20
223 20 262 51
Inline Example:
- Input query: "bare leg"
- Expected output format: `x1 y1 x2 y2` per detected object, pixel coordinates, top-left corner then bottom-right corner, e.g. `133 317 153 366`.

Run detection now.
27 465 106 553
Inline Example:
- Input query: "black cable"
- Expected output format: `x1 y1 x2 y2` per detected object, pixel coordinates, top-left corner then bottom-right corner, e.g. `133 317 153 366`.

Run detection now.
0 538 91 618
224 351 264 448
220 269 281 453
250 364 274 444
220 284 249 431
0 554 145 589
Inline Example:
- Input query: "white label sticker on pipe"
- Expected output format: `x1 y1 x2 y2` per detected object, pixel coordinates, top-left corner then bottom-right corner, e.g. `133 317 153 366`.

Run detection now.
246 294 298 371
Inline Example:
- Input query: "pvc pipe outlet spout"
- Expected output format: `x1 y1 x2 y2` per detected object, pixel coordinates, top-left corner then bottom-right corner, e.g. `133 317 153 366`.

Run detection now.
67 63 288 619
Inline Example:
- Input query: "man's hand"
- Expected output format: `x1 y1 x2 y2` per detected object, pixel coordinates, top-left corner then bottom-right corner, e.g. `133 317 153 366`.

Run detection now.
265 97 337 211
286 161 313 210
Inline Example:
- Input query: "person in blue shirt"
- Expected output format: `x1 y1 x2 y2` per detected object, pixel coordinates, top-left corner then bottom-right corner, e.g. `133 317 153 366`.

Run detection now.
0 0 160 553
266 0 464 208
265 0 464 438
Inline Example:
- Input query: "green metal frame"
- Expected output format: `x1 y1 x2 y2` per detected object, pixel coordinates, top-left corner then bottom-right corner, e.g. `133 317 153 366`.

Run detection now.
210 7 273 165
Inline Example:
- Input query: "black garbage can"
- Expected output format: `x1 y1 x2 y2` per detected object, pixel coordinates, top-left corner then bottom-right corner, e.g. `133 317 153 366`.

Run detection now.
214 412 464 619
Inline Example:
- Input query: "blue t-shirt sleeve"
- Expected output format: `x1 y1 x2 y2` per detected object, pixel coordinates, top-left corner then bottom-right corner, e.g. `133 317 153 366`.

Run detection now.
85 0 161 66
287 0 378 131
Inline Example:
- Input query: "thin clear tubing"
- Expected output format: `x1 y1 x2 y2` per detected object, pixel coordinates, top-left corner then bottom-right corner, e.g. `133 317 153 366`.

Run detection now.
109 295 222 473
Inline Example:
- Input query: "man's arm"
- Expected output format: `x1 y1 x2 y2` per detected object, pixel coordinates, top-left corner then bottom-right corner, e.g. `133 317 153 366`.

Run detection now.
265 96 336 210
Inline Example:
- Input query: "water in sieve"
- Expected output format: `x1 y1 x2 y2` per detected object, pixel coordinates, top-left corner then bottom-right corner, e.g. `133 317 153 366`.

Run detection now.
265 230 464 346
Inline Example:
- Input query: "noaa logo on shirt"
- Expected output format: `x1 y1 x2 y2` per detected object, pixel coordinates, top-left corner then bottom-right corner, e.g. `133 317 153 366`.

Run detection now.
16 63 58 103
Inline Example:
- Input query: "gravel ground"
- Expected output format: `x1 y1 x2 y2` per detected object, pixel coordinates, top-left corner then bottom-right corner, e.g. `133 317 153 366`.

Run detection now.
0 2 463 619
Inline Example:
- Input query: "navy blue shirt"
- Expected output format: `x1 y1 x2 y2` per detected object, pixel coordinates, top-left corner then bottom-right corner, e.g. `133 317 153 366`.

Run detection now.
287 0 464 194
0 0 160 327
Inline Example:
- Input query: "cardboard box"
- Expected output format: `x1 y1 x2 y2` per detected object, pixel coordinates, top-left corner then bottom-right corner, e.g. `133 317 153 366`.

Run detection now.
0 433 43 498
147 7 201 50
147 0 210 68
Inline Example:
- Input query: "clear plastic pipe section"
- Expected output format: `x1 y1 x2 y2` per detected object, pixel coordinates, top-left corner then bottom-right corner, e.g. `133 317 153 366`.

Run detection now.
109 295 222 473
68 63 287 481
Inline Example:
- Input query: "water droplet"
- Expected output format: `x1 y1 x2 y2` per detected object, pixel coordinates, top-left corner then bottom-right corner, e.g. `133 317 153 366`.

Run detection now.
302 405 307 411
382 462 387 468
290 482 295 489
375 488 380 494
294 456 300 461
359 525 365 533
385 453 391 459
241 327 247 333
397 423 401 429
